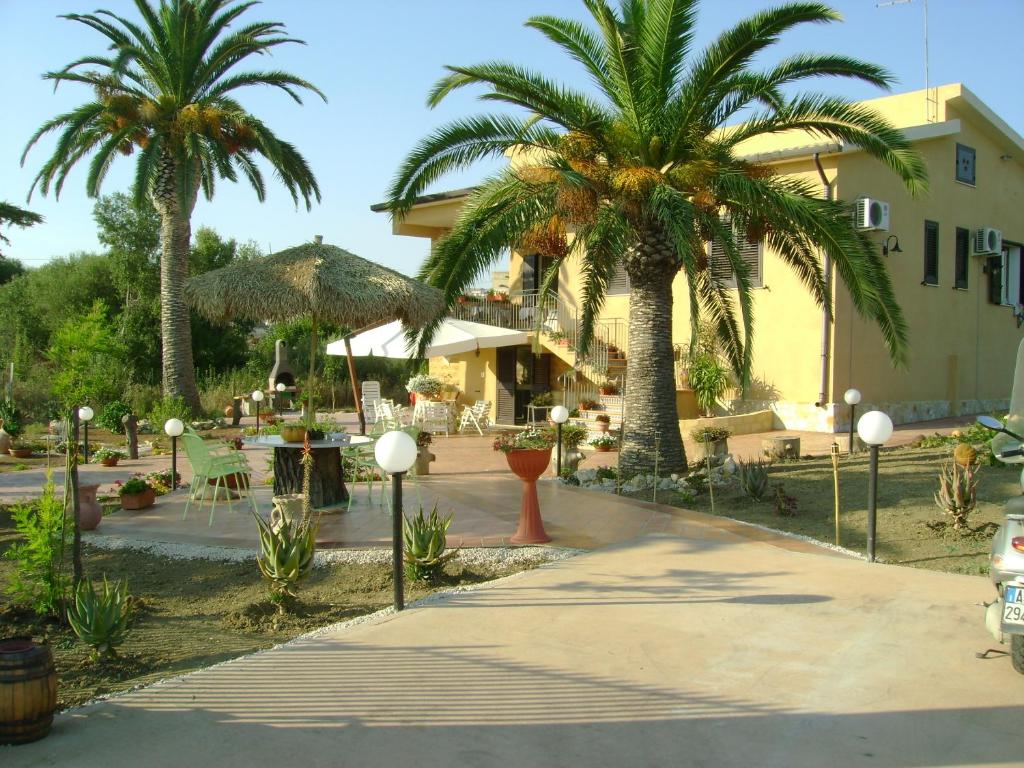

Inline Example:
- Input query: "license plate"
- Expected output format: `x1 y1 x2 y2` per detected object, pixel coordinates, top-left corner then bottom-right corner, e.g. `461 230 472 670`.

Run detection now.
1004 584 1024 628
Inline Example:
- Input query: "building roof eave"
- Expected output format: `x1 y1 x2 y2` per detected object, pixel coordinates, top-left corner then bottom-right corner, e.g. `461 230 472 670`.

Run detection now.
370 187 476 213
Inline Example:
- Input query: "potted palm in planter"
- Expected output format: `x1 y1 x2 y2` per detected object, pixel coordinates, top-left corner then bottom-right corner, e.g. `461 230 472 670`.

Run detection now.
690 426 732 460
118 476 156 510
94 448 126 467
493 428 557 544
590 435 617 453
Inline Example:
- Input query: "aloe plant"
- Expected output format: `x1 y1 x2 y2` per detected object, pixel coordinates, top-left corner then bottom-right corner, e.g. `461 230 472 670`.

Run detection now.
254 512 317 608
403 505 457 581
67 576 133 660
934 460 979 531
737 459 771 501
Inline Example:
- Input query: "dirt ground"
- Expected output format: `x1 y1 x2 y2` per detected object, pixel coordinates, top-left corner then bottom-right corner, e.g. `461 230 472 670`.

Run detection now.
628 444 1018 575
0 507 541 710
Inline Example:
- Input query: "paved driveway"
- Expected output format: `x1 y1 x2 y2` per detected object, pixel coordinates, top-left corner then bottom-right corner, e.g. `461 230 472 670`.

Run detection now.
6 531 1022 768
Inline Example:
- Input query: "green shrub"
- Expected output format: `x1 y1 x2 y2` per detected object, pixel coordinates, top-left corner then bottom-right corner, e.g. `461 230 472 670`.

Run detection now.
67 576 133 660
3 471 70 617
688 353 730 416
690 426 731 443
147 395 191 428
98 399 133 434
403 505 457 581
0 398 23 438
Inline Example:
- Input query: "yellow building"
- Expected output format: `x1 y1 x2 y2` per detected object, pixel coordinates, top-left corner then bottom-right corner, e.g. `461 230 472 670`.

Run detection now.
374 85 1024 433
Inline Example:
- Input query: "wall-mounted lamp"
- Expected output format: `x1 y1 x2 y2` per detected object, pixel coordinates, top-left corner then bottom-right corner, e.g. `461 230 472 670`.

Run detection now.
882 235 902 257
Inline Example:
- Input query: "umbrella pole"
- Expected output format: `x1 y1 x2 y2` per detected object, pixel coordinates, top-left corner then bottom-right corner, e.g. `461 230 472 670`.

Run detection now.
308 316 318 421
344 336 365 435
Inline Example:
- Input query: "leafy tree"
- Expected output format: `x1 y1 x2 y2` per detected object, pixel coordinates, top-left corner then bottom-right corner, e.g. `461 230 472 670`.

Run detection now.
47 300 126 408
387 0 927 474
23 0 325 413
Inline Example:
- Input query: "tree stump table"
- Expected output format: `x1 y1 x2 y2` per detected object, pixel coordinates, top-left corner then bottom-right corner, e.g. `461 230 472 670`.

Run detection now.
244 435 371 509
762 435 801 460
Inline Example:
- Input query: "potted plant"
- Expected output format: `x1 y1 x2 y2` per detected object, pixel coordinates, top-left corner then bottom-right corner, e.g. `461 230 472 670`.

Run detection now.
280 423 307 443
118 476 156 510
688 353 730 416
414 430 435 475
590 435 618 452
406 374 445 403
594 413 611 433
94 447 126 467
578 398 599 411
547 330 568 346
493 428 557 544
599 379 619 396
7 439 33 459
690 426 732 460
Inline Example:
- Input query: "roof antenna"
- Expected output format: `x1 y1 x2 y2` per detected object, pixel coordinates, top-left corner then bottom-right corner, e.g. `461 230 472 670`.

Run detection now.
877 0 935 124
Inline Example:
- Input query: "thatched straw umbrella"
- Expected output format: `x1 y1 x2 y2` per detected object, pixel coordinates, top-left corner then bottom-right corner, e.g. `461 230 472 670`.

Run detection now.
186 236 444 431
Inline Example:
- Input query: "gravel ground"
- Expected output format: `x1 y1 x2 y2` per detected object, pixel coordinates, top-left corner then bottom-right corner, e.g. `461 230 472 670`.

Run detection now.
84 532 583 568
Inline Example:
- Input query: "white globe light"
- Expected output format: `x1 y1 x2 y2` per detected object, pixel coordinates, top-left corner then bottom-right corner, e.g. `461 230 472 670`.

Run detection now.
78 406 94 422
251 389 265 402
276 382 287 392
844 388 862 406
374 430 418 474
857 410 893 446
164 418 185 438
551 405 570 424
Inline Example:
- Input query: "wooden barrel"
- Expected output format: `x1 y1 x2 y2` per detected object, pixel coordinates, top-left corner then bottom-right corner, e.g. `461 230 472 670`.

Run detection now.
0 638 57 745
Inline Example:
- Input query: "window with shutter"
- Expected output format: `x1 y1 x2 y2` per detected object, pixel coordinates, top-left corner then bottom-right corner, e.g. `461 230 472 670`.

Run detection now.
607 263 630 295
986 255 1003 304
954 227 969 290
923 220 939 285
709 225 762 289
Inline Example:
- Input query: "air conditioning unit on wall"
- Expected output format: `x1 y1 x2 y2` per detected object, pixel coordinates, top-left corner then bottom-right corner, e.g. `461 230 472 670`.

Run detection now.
854 198 890 231
973 226 1003 256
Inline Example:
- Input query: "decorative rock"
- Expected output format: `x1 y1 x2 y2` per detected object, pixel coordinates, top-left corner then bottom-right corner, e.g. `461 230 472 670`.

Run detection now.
722 456 738 475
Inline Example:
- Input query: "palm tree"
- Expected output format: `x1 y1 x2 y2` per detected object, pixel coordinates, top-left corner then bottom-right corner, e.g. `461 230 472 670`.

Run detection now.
387 0 927 475
23 0 324 412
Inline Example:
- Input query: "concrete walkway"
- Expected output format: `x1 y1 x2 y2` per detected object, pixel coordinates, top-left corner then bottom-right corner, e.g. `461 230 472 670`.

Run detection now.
7 533 1022 768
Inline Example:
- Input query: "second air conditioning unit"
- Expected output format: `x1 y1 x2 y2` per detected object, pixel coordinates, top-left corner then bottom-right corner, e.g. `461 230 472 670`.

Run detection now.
854 198 890 231
973 226 1003 256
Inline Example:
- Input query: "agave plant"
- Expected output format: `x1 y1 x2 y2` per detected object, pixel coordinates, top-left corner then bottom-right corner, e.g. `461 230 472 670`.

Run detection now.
403 505 457 582
934 460 979 531
737 459 771 501
253 511 317 608
67 576 133 661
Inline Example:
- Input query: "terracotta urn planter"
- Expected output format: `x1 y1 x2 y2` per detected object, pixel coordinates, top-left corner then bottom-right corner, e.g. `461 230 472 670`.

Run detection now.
595 420 610 433
414 448 435 476
504 448 552 544
77 484 103 531
120 488 155 510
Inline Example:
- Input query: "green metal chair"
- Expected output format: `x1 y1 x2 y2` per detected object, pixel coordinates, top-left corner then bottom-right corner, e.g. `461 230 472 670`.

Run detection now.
181 429 256 525
343 439 383 512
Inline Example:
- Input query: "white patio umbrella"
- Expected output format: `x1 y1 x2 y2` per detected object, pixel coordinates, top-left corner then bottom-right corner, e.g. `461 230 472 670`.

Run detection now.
326 318 528 360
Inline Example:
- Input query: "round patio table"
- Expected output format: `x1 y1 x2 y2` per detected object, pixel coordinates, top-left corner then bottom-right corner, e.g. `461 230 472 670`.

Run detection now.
243 434 372 509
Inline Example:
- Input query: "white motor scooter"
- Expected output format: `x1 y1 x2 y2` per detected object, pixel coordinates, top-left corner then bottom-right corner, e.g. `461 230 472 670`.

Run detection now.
978 414 1024 674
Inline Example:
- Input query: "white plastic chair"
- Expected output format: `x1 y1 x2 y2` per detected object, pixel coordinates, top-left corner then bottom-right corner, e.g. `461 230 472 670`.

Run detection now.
458 400 492 435
360 380 381 424
420 401 451 436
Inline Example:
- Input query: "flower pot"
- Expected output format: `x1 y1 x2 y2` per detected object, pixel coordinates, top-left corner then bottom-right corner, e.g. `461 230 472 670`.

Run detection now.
414 448 435 476
504 448 552 544
8 448 32 459
120 488 155 510
595 444 612 453
693 438 729 461
77 484 102 531
0 638 57 745
595 421 609 433
208 473 250 490
100 457 119 467
280 425 307 443
232 437 244 450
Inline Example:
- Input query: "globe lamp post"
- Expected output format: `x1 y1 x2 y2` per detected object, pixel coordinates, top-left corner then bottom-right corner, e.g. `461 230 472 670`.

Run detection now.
164 418 184 490
857 410 893 563
550 405 569 476
844 388 862 455
78 406 94 463
375 430 418 611
251 389 265 435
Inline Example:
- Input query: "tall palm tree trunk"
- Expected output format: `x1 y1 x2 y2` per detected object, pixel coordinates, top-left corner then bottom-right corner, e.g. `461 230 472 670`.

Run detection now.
150 152 201 413
620 227 686 476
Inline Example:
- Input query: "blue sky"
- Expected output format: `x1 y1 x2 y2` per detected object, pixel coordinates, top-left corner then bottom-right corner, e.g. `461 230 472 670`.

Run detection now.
1 0 1022 278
